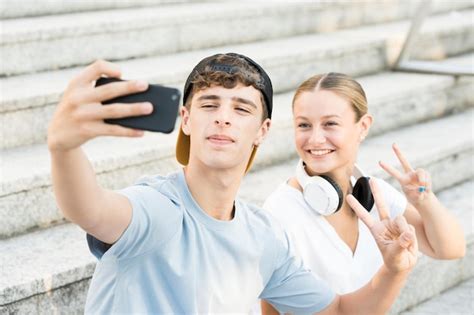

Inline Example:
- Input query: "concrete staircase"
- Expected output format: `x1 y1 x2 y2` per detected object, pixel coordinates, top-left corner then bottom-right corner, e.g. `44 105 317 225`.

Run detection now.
0 1 473 313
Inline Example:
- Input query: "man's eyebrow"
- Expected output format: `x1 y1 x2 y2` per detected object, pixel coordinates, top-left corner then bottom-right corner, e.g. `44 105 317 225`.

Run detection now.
231 97 257 109
196 95 221 101
196 95 257 109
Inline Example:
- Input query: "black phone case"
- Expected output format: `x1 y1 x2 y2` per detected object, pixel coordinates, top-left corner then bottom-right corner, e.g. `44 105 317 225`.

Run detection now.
95 77 181 133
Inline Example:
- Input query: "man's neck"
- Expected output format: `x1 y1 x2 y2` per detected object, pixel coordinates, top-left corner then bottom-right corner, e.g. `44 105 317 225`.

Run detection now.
184 164 243 221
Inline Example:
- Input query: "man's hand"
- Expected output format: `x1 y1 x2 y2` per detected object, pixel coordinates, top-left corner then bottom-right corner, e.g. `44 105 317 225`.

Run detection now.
347 178 418 273
47 59 153 152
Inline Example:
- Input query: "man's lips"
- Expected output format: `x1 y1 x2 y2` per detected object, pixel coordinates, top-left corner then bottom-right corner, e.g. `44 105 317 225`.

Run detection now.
207 135 235 144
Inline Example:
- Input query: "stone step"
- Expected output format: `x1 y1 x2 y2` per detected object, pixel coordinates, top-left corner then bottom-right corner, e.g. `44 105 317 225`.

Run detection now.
2 52 472 151
390 180 474 313
1 69 472 238
1 10 473 150
1 1 472 76
392 178 474 313
0 177 471 314
399 277 474 315
1 0 470 20
0 0 198 19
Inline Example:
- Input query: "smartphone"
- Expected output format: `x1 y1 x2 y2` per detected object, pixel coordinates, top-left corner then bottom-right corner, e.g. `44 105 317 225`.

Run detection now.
95 77 181 133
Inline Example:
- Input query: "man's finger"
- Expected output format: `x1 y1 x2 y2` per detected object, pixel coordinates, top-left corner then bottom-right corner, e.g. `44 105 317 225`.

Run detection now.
94 122 145 138
76 60 121 85
347 194 375 229
97 102 153 120
393 143 414 173
369 178 390 221
93 79 149 103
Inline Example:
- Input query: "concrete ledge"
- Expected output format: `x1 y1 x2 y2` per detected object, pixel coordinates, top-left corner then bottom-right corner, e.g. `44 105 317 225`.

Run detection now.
0 224 95 306
1 0 471 20
2 8 473 114
390 180 474 313
0 0 196 19
0 279 91 315
0 179 471 312
0 2 366 76
399 277 474 315
0 76 472 237
2 2 472 76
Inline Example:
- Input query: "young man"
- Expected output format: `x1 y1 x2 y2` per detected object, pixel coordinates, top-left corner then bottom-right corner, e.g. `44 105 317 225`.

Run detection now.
48 53 418 314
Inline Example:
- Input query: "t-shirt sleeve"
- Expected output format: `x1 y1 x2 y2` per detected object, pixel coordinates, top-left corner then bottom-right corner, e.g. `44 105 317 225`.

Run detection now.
87 184 183 260
376 178 407 218
259 228 335 314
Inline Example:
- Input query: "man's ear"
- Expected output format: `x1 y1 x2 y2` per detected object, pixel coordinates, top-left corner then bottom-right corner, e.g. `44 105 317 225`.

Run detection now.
254 118 272 146
358 113 373 141
180 106 191 136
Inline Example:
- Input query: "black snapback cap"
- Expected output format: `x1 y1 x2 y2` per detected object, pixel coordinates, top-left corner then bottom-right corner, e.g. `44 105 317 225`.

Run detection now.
182 52 273 118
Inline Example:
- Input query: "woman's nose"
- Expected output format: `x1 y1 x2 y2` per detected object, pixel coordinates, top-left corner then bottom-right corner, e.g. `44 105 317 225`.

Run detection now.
309 128 326 144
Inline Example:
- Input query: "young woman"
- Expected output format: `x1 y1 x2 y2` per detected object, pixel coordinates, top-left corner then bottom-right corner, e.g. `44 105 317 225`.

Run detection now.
261 72 465 313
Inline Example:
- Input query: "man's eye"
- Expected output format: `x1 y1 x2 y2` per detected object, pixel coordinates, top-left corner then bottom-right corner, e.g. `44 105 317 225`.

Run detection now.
202 104 217 108
236 107 251 113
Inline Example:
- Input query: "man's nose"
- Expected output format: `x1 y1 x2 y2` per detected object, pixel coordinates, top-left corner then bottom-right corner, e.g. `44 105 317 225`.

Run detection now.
214 108 232 126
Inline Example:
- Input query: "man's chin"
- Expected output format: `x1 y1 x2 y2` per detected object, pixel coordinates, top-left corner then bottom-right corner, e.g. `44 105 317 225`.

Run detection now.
204 158 247 172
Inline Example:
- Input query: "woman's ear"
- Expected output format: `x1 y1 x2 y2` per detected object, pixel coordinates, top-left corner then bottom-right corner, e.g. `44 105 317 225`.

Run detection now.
180 107 191 136
254 118 272 146
359 113 373 141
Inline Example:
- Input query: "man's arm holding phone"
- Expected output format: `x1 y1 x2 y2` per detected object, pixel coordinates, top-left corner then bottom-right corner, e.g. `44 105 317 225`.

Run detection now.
47 60 154 244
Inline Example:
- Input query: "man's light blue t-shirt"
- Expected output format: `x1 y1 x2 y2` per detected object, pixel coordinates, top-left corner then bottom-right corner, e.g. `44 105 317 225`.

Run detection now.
85 169 335 314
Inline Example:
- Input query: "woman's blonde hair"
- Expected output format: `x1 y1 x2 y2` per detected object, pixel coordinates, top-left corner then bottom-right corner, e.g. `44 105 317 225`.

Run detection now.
292 73 368 121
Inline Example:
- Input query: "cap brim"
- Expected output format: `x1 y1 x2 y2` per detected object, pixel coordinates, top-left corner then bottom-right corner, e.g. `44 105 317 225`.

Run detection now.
176 127 190 166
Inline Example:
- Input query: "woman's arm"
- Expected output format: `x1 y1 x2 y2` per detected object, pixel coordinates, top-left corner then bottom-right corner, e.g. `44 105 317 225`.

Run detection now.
380 143 465 259
403 198 465 259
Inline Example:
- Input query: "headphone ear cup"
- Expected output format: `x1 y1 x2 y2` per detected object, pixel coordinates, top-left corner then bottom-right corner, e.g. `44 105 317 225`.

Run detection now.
319 175 344 212
352 177 374 211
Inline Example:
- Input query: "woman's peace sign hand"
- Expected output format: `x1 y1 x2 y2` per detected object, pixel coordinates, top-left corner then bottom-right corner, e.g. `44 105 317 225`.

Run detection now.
347 178 418 273
379 143 432 206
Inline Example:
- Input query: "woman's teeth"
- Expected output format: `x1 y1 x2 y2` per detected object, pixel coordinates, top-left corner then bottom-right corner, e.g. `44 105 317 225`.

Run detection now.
310 149 332 156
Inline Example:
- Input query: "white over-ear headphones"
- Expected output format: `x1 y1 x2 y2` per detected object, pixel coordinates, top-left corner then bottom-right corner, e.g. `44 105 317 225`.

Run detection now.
295 159 374 216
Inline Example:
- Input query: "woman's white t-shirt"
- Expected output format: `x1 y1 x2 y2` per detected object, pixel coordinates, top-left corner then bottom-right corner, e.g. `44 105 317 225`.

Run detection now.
263 177 407 294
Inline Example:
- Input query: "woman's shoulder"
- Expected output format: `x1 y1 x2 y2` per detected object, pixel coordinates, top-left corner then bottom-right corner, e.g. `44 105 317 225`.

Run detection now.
264 179 301 207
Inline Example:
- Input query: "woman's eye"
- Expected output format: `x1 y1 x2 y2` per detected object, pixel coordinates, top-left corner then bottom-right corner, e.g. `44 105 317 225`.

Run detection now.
297 123 310 128
325 121 338 126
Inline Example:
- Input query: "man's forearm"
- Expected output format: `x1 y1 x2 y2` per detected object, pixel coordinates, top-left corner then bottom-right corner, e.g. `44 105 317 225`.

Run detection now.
338 265 410 315
50 147 105 229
